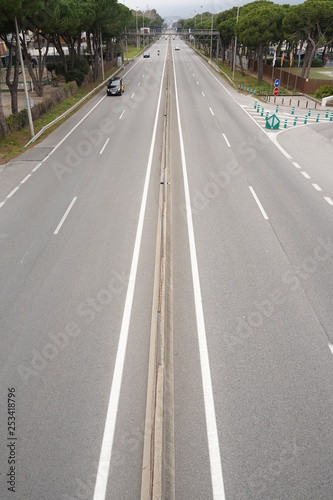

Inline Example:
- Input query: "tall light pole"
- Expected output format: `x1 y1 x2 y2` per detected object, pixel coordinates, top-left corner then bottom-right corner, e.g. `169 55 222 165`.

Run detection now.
210 0 214 60
15 17 34 138
201 6 203 25
194 11 197 27
232 0 240 81
136 7 138 54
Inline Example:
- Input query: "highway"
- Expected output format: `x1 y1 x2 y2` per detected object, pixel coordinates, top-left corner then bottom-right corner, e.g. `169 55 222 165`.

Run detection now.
0 35 333 500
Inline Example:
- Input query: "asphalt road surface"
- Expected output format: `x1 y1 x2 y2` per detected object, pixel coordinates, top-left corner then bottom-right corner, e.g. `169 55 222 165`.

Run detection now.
1 36 333 500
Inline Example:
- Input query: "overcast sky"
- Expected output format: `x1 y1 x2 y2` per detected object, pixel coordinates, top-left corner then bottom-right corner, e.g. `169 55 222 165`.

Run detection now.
120 0 304 19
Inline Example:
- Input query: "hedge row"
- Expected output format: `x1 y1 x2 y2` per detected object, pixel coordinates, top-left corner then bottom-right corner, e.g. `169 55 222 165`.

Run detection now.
3 81 78 136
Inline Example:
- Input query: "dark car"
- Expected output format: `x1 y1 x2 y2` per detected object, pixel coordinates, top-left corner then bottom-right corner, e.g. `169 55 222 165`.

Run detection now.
106 77 124 96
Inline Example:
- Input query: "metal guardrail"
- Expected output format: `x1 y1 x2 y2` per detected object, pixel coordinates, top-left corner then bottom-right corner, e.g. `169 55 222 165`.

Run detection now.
24 69 122 148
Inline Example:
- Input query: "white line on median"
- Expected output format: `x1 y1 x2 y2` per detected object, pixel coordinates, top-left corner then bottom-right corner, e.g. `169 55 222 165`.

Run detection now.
324 197 333 206
53 197 77 235
99 138 110 155
223 134 231 148
20 174 32 184
32 162 42 172
7 187 20 199
93 46 168 500
173 47 226 500
249 186 269 220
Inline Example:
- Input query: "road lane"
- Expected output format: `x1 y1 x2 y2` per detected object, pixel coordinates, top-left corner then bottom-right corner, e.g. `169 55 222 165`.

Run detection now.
171 40 333 499
0 41 168 499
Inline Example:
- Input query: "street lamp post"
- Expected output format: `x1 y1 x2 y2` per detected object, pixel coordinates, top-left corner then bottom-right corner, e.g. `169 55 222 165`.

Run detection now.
201 6 203 25
232 0 240 81
194 11 196 27
15 17 34 138
136 7 138 54
210 0 214 60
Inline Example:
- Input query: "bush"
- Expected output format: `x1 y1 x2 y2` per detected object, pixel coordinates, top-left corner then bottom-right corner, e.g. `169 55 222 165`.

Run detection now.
55 63 66 76
73 57 90 75
315 84 333 99
311 57 323 67
5 109 28 133
65 69 85 86
46 62 57 74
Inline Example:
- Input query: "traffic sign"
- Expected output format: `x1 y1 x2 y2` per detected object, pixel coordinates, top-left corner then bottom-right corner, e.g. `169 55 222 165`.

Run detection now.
274 87 279 96
265 114 280 130
274 79 280 87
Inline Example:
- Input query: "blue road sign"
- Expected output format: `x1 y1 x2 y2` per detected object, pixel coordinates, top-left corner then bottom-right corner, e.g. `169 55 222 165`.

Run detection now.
275 79 280 87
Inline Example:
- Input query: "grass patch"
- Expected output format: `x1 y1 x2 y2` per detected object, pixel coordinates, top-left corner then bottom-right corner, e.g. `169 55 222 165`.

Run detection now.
0 66 118 164
217 61 295 96
288 67 333 80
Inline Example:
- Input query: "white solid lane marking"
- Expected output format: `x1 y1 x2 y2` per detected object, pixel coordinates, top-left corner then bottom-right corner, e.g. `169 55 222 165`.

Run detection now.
312 184 322 191
223 134 231 148
209 107 214 116
53 197 77 235
173 49 226 500
324 197 333 206
249 186 269 220
99 138 110 155
293 162 301 169
329 344 333 354
301 171 311 179
0 202 5 208
20 174 31 184
93 48 168 500
32 162 42 172
119 110 125 120
7 187 19 199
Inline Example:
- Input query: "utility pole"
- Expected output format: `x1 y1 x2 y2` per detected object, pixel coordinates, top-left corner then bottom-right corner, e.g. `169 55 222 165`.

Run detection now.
100 29 104 81
210 0 214 61
15 17 34 138
136 7 138 53
232 0 240 81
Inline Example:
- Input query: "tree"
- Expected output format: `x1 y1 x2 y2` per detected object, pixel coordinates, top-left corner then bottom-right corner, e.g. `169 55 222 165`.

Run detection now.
237 0 285 83
283 0 333 80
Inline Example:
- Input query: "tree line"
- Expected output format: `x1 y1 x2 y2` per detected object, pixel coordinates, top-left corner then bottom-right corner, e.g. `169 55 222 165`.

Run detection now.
0 0 164 135
179 0 333 84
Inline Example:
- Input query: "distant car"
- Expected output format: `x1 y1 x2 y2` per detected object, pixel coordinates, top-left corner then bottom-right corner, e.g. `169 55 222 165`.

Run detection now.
175 46 180 51
106 77 124 96
143 52 150 58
